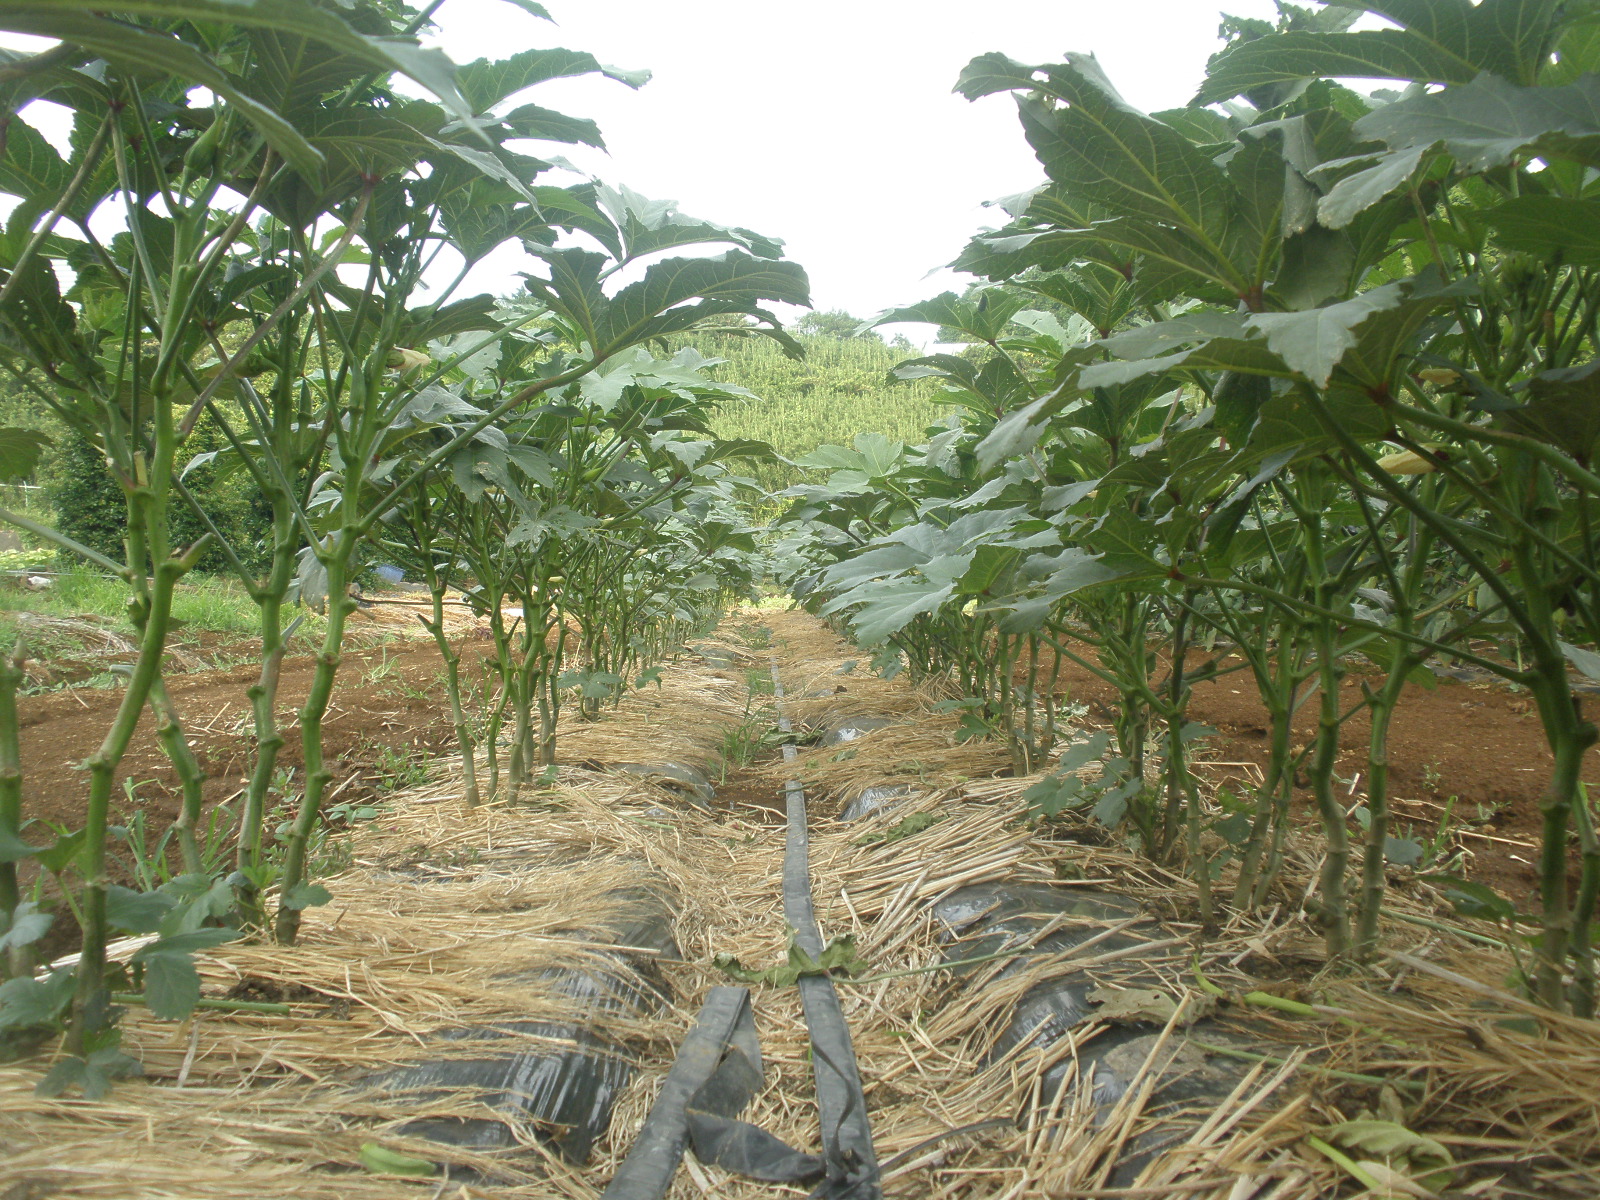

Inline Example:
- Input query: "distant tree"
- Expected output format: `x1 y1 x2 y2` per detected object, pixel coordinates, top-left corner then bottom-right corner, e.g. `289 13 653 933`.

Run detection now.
794 309 880 341
51 423 269 574
50 431 125 564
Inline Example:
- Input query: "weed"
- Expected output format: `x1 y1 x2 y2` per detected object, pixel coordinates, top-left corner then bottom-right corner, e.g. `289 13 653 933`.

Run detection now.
363 649 401 686
257 767 359 882
1356 796 1466 872
368 742 431 791
720 718 772 776
1418 796 1465 871
106 780 173 891
854 811 945 846
1474 799 1508 825
734 624 772 650
107 782 238 889
326 800 381 825
717 664 780 781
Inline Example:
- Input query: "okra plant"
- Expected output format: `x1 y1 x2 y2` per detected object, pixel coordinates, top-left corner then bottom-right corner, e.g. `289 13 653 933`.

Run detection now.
787 0 1600 1012
0 0 804 1082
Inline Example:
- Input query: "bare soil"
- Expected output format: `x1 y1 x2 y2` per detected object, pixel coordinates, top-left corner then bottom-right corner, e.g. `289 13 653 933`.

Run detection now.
1040 651 1597 906
10 602 472 958
10 591 1590 950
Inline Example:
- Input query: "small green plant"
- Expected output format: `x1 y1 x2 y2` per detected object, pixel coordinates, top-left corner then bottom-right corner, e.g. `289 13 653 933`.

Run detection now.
854 811 945 846
1474 800 1507 826
1355 797 1464 872
735 624 773 650
363 651 401 687
237 768 350 899
713 931 868 987
720 717 774 778
368 743 431 793
1416 797 1465 872
107 780 173 893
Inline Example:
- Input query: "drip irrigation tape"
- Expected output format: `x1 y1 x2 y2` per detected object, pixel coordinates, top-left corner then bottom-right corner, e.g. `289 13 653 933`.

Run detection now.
773 660 882 1200
600 653 880 1198
601 987 771 1198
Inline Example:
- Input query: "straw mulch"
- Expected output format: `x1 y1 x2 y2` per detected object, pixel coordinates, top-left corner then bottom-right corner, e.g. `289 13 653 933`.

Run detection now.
3 610 1598 1198
554 669 750 776
761 608 937 726
1 659 752 1200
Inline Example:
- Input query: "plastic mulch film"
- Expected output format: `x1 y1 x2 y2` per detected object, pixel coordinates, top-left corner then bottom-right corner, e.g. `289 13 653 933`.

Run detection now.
938 881 1250 1185
603 986 843 1198
374 890 678 1165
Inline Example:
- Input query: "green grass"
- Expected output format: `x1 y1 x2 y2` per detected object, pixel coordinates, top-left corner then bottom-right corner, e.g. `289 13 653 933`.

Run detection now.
676 330 947 493
0 569 262 631
0 547 55 572
0 569 328 667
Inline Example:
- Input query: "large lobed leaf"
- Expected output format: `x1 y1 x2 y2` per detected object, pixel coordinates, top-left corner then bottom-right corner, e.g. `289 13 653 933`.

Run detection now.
600 252 811 351
1315 74 1600 226
5 0 481 124
1197 0 1571 102
1486 196 1600 265
457 47 647 114
0 9 326 181
1358 72 1600 170
0 427 53 482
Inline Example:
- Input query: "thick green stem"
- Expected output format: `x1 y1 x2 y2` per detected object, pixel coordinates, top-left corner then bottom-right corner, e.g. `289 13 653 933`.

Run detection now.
1167 602 1212 922
537 617 563 768
1354 661 1409 959
420 586 479 807
72 559 180 1051
1230 629 1299 909
1528 678 1595 1007
1023 635 1039 771
0 639 27 977
235 591 290 927
1296 474 1352 961
147 677 205 876
273 552 354 945
1569 787 1599 1016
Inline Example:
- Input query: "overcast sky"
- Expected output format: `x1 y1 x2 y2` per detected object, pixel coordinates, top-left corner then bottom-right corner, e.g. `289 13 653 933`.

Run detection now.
419 0 1283 331
7 1 1284 337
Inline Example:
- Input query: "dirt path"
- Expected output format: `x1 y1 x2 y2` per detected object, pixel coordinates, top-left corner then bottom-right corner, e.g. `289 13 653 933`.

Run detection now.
3 612 1596 1198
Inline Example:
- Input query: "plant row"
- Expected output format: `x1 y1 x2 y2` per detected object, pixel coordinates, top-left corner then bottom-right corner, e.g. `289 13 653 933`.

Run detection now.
0 0 791 1090
779 0 1600 1015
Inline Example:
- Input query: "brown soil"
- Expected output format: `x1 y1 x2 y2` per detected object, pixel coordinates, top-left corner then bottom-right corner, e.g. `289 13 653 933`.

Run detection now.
716 770 788 820
11 603 470 958
12 586 1589 945
1039 651 1598 907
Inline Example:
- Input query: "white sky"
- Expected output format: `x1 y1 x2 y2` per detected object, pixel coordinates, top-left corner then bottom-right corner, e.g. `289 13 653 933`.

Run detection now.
6 1 1285 339
420 0 1283 331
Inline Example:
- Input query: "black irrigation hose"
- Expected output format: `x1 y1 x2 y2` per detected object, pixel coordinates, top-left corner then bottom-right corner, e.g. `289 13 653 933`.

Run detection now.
600 986 767 1198
774 660 881 1200
601 655 880 1199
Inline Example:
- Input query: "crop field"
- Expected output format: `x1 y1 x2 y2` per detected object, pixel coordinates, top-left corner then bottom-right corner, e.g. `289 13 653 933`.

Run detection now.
2 2 1600 1198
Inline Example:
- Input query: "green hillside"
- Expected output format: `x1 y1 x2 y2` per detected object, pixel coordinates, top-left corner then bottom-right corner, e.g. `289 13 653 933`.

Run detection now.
687 322 945 492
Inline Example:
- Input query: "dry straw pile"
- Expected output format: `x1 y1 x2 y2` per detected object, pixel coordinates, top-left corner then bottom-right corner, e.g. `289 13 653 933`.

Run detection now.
2 610 1596 1198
